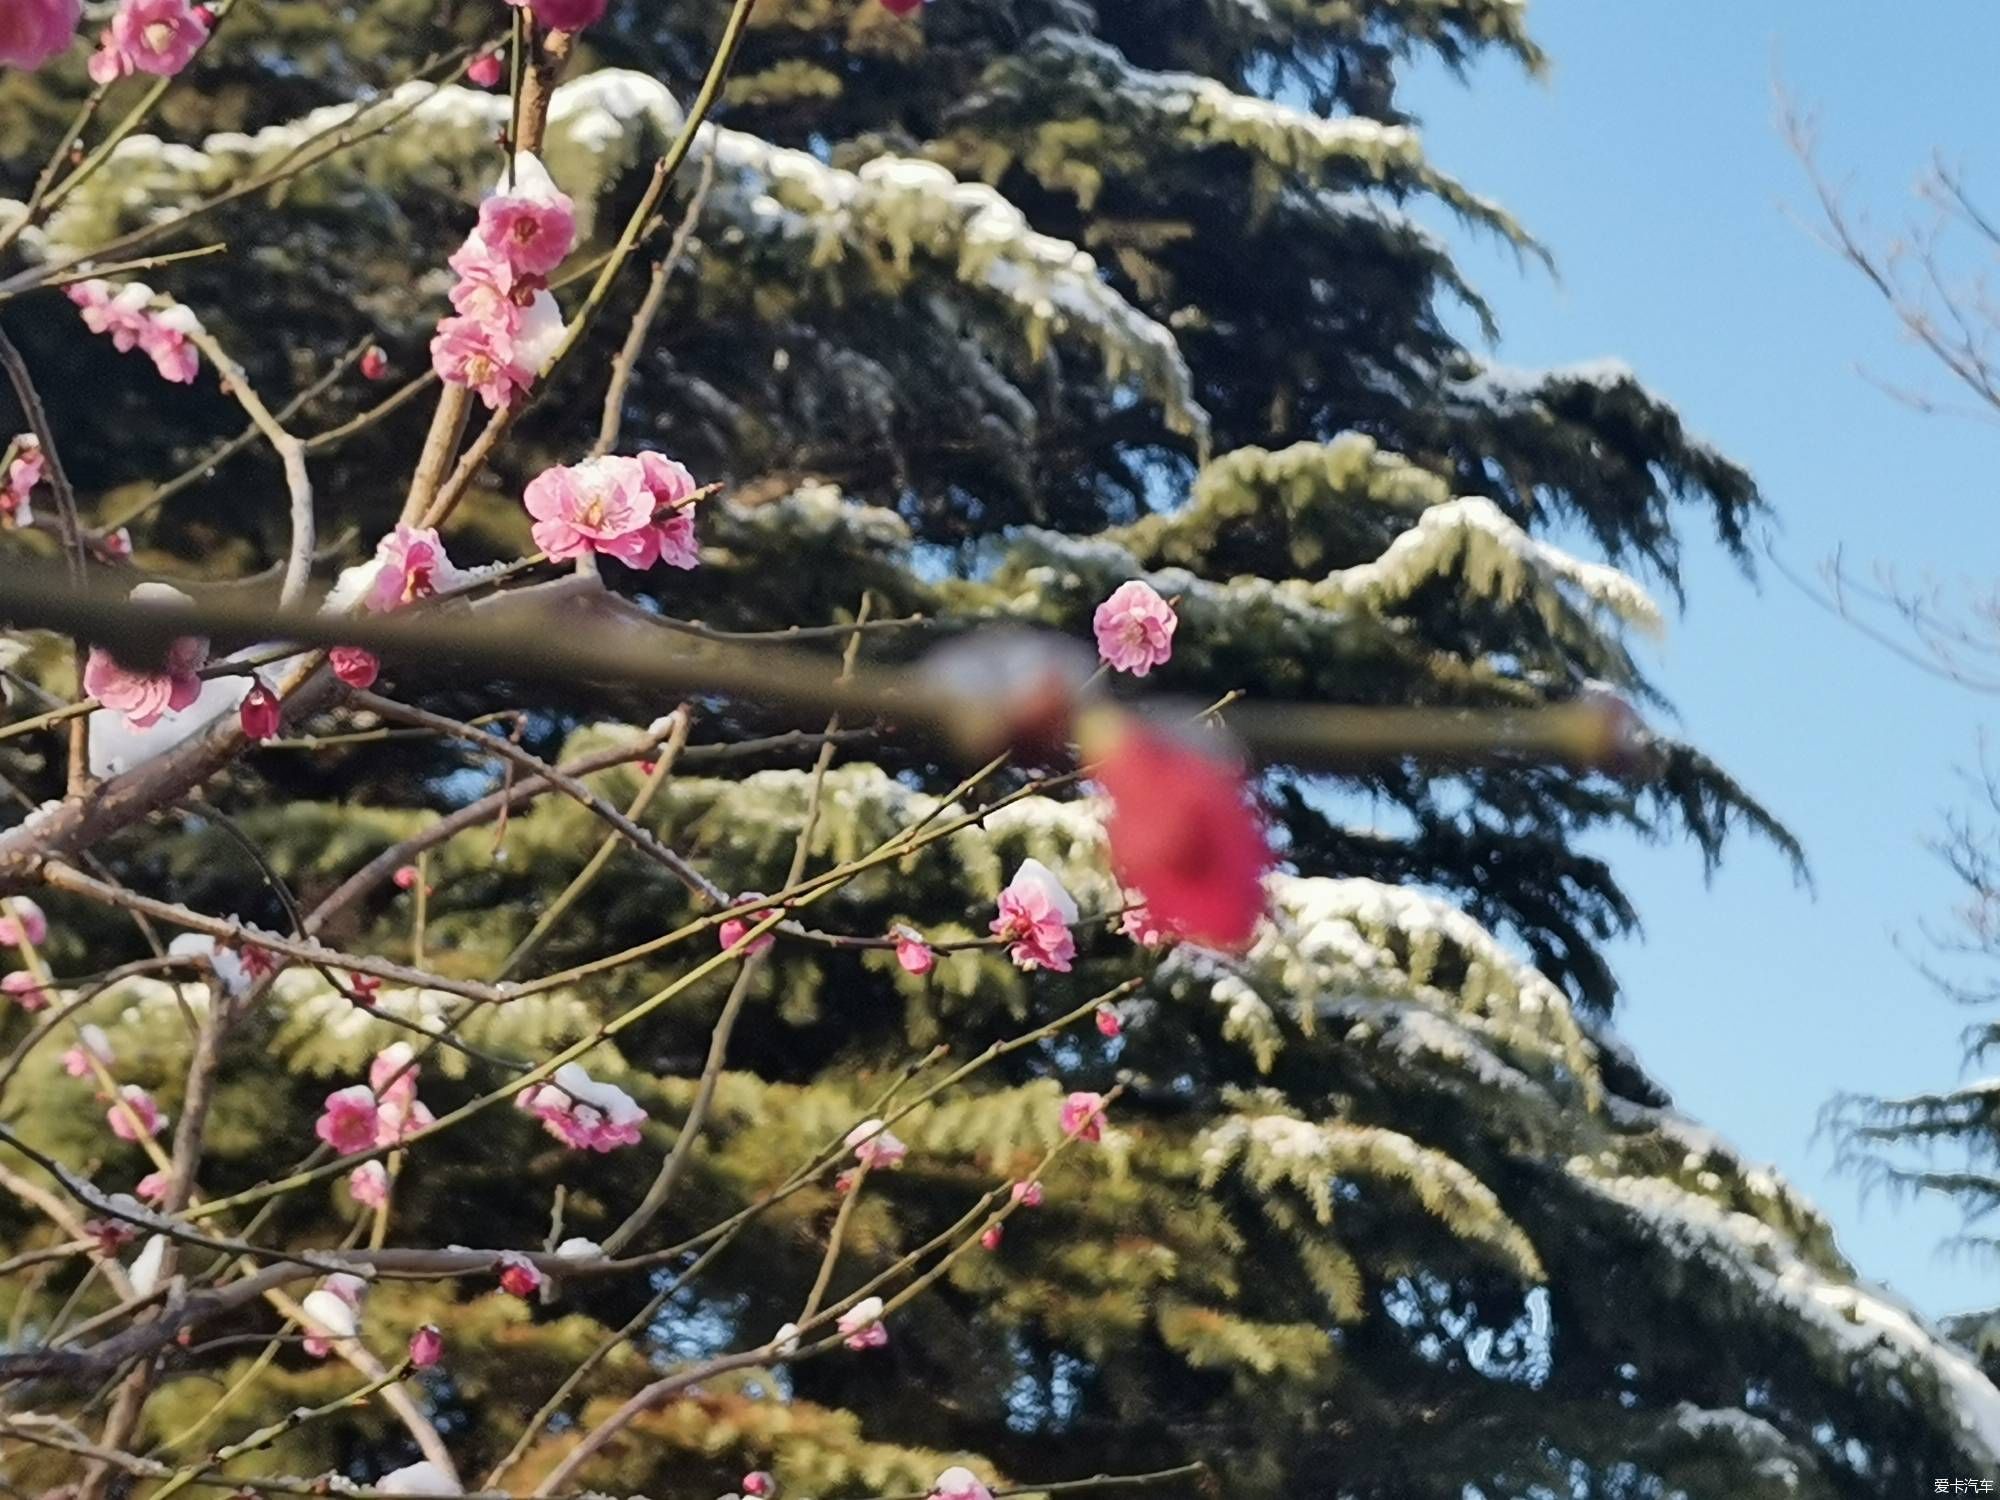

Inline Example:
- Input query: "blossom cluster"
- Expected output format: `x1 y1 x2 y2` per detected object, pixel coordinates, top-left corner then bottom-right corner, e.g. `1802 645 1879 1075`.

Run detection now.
83 583 209 729
321 523 469 689
314 1044 437 1207
67 281 204 384
431 156 575 410
523 451 701 570
514 1062 648 1152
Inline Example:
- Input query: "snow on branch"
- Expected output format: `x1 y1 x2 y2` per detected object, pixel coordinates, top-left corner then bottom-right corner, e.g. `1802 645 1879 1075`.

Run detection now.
955 29 1538 249
1574 1168 2000 1466
705 131 1209 445
1318 495 1663 635
1196 874 1598 1096
990 480 1659 694
23 70 1208 447
1114 433 1451 570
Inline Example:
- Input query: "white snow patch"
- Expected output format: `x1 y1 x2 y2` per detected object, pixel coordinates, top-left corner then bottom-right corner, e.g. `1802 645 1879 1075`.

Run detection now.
1579 1170 2000 1463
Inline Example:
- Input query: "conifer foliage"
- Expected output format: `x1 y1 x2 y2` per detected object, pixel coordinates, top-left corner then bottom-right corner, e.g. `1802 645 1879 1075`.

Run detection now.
0 4 1991 1499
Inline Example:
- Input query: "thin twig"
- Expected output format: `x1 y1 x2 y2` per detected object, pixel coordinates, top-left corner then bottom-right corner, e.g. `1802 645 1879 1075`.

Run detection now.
0 324 91 791
593 146 717 456
101 339 370 535
353 691 725 904
184 330 315 606
600 598 871 1255
498 709 692 978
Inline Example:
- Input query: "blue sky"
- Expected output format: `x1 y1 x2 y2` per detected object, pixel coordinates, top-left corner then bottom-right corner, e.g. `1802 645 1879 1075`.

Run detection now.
1403 2 2000 1317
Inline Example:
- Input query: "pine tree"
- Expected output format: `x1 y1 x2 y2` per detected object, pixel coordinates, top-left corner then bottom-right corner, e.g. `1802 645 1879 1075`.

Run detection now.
1 4 1995 1499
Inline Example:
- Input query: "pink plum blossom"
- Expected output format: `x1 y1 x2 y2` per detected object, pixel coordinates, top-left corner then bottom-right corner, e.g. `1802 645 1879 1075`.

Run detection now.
1060 1091 1106 1143
1010 1180 1044 1208
4 436 42 527
431 314 534 410
87 0 210 83
135 1170 169 1204
370 1043 419 1106
365 525 458 613
515 1063 647 1153
640 451 697 498
377 1093 434 1146
108 1084 166 1141
478 185 577 280
83 644 203 727
102 527 133 557
3 437 38 491
720 896 779 958
1092 579 1177 677
69 280 151 350
980 1223 1003 1251
990 858 1078 973
371 1043 433 1145
0 0 82 70
3 971 49 1011
931 1469 995 1500
741 1474 775 1498
62 1024 114 1077
0 897 48 947
348 1160 390 1209
315 1084 380 1155
1119 904 1169 949
137 305 202 384
1095 1005 1123 1039
633 451 702 568
838 1295 888 1350
498 1250 544 1298
83 584 208 727
522 456 656 565
447 235 538 324
844 1118 908 1170
330 647 380 688
409 1323 444 1368
1087 713 1271 952
892 925 935 976
360 345 389 381
466 50 503 87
